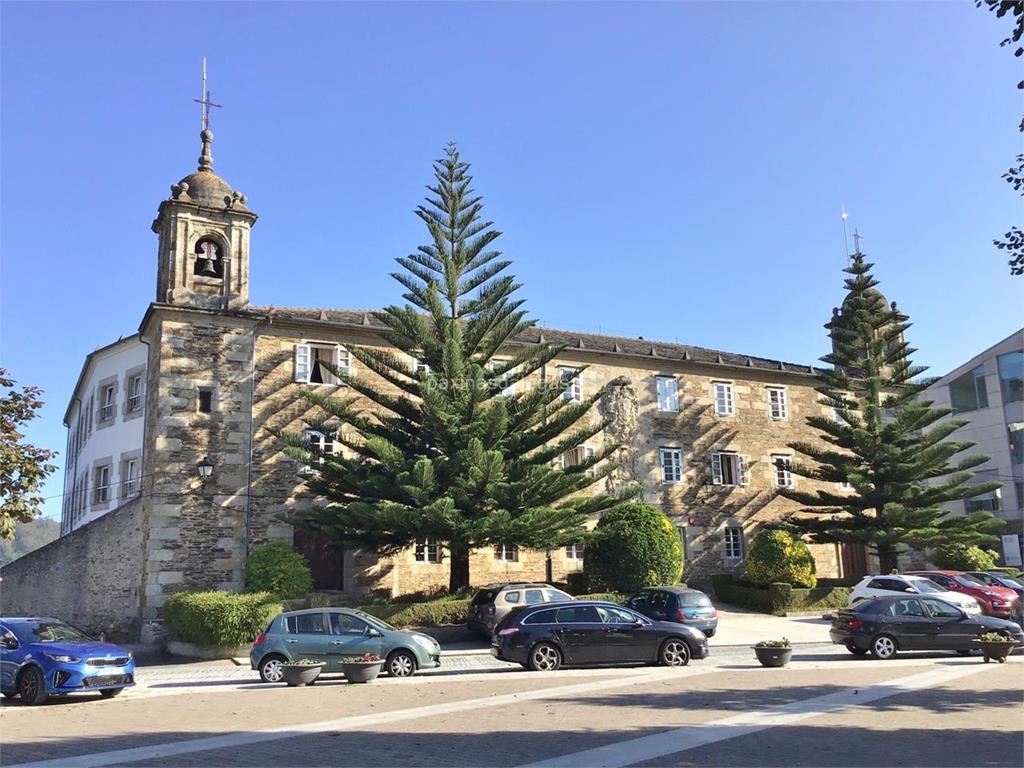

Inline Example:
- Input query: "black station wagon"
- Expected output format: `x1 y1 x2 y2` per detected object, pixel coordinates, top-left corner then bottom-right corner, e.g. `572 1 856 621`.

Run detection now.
490 600 709 671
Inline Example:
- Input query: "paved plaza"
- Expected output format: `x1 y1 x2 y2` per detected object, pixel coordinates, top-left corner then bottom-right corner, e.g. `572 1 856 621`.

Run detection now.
2 643 1020 768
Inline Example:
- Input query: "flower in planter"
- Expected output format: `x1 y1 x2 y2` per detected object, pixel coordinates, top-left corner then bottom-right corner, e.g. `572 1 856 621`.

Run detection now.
754 638 791 649
979 632 1013 643
341 653 382 664
288 658 325 666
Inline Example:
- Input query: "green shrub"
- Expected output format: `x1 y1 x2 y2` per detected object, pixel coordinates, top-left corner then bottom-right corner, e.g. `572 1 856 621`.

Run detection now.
932 543 999 571
576 592 627 603
583 502 683 592
245 542 313 599
363 597 472 628
709 573 846 614
745 529 817 588
164 591 282 647
566 571 589 595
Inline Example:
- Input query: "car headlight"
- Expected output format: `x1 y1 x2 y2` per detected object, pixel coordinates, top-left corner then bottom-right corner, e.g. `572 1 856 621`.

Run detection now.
412 634 439 652
44 653 81 664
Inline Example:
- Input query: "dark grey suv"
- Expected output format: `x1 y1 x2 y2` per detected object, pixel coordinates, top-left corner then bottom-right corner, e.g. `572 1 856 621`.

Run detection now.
466 583 573 636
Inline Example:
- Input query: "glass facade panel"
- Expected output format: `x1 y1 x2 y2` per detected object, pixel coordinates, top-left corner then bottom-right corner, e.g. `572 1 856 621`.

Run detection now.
949 366 988 413
997 351 1023 404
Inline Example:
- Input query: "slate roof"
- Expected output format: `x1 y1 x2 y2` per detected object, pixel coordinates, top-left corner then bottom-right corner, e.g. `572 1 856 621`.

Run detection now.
249 305 820 376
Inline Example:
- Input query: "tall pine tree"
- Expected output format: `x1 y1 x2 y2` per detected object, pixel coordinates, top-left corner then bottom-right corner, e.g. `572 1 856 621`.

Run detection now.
779 251 1002 572
275 145 630 591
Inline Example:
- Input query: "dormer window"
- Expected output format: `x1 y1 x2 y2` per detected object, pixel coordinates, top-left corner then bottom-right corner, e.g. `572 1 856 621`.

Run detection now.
193 238 223 278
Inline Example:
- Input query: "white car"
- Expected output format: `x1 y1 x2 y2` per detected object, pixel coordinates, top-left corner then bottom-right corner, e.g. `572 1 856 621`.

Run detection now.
848 574 983 615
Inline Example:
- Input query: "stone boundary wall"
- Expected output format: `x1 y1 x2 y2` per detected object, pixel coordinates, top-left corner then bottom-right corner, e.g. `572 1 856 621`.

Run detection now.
0 498 145 641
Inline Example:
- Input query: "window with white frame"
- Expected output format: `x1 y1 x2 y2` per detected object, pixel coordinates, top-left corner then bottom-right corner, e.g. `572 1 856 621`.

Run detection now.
767 387 788 420
123 459 139 497
487 360 517 396
412 355 431 376
565 542 584 560
127 375 144 412
724 526 744 559
711 452 749 487
93 465 111 505
99 385 116 422
304 429 336 472
294 343 351 385
838 479 854 491
559 366 582 402
656 377 679 412
660 447 682 484
713 382 734 416
494 543 519 562
772 454 793 488
415 537 441 563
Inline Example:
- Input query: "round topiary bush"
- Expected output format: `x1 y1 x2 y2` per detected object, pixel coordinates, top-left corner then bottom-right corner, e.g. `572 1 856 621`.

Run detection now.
245 541 313 599
583 502 683 593
745 529 817 588
932 543 999 571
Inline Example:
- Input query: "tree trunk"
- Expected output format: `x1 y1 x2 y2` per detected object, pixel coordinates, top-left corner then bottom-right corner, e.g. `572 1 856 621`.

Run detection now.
449 546 471 593
877 543 899 574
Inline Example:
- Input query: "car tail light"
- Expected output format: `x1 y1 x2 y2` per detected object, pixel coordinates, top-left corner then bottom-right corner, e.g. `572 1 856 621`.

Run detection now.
848 619 864 630
254 632 266 646
710 607 718 618
675 609 688 621
497 628 519 637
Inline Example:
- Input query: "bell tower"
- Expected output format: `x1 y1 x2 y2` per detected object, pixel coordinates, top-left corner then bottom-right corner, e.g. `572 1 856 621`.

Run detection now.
152 128 257 310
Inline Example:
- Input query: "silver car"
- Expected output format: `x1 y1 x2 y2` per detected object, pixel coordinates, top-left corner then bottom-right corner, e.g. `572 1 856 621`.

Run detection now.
466 583 574 636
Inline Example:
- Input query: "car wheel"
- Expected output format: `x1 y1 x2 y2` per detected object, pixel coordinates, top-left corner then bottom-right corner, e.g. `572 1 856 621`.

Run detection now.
100 688 123 698
528 643 562 671
18 667 48 706
659 638 692 667
258 654 288 683
845 643 869 656
704 629 716 639
386 649 417 678
869 634 898 660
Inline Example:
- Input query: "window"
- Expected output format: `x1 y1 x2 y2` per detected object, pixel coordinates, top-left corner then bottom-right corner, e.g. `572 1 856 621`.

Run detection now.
198 389 213 413
1016 481 1023 511
565 542 584 560
412 355 431 376
772 454 793 488
127 375 143 412
711 452 749 487
494 543 519 561
949 365 989 413
554 605 601 623
965 493 1001 513
595 605 641 624
487 360 517 397
330 613 369 634
122 459 139 497
524 589 545 604
99 385 115 422
660 447 682 484
523 608 558 625
1010 424 1023 466
504 591 521 604
304 430 336 472
887 599 926 617
415 537 440 563
656 377 679 412
921 598 962 619
724 527 744 559
558 366 582 402
93 465 110 505
713 382 734 416
286 613 326 634
997 351 1023 404
767 388 788 420
294 343 351 385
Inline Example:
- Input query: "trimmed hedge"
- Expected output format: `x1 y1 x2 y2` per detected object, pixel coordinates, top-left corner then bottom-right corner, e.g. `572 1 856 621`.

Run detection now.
566 571 588 595
710 574 848 615
164 591 282 647
745 529 817 588
245 542 313 599
584 502 683 592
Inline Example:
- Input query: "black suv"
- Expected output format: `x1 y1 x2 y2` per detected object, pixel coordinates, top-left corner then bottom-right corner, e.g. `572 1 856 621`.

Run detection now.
491 600 709 671
624 587 719 638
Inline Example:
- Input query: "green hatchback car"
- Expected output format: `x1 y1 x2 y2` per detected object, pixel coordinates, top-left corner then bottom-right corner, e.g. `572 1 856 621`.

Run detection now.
250 608 441 682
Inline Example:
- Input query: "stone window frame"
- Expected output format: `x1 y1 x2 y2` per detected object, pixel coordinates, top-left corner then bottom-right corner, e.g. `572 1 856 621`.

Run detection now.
192 380 220 417
119 449 142 500
91 456 114 510
656 376 679 413
712 381 735 417
771 453 794 489
494 542 520 562
190 232 229 285
414 537 442 564
123 365 146 422
95 375 119 430
766 386 788 421
659 446 683 484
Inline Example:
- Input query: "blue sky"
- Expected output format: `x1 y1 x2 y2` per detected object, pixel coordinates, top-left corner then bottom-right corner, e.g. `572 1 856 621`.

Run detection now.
1 1 1021 519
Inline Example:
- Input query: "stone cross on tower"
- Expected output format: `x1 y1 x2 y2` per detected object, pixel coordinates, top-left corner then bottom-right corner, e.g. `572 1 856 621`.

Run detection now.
851 228 864 255
193 58 222 131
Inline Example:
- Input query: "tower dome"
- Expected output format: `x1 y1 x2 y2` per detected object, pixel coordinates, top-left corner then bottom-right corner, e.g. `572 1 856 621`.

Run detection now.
168 129 249 211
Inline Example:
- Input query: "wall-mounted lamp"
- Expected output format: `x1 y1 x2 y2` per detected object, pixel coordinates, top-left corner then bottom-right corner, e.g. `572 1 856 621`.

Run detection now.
196 456 214 480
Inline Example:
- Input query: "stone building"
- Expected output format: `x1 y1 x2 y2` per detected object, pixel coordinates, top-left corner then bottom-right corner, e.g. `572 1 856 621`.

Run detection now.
1 130 860 641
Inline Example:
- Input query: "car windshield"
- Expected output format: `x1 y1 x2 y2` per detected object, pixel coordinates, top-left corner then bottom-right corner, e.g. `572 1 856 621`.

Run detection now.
953 574 986 587
911 579 945 594
20 621 92 643
354 611 396 632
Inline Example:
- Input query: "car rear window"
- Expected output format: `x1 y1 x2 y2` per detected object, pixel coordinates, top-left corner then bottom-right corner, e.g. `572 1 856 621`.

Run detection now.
678 593 712 607
504 591 521 604
472 590 498 605
523 608 558 625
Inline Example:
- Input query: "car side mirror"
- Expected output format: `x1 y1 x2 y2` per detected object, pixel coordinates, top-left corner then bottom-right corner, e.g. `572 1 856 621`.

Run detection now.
634 617 644 626
366 628 382 638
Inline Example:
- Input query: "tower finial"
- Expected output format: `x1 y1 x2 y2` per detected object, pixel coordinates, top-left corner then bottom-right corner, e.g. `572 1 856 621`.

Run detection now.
198 129 214 172
852 227 864 256
192 58 221 172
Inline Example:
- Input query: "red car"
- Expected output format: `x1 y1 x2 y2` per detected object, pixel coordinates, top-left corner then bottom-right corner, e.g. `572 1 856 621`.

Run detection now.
907 570 1020 619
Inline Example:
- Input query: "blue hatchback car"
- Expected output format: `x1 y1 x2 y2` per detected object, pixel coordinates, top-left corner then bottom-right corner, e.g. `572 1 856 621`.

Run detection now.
0 617 136 705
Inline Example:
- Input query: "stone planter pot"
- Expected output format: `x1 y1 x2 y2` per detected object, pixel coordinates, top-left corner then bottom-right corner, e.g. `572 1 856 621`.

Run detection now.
975 640 1018 664
342 661 382 683
753 646 792 668
280 663 325 687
